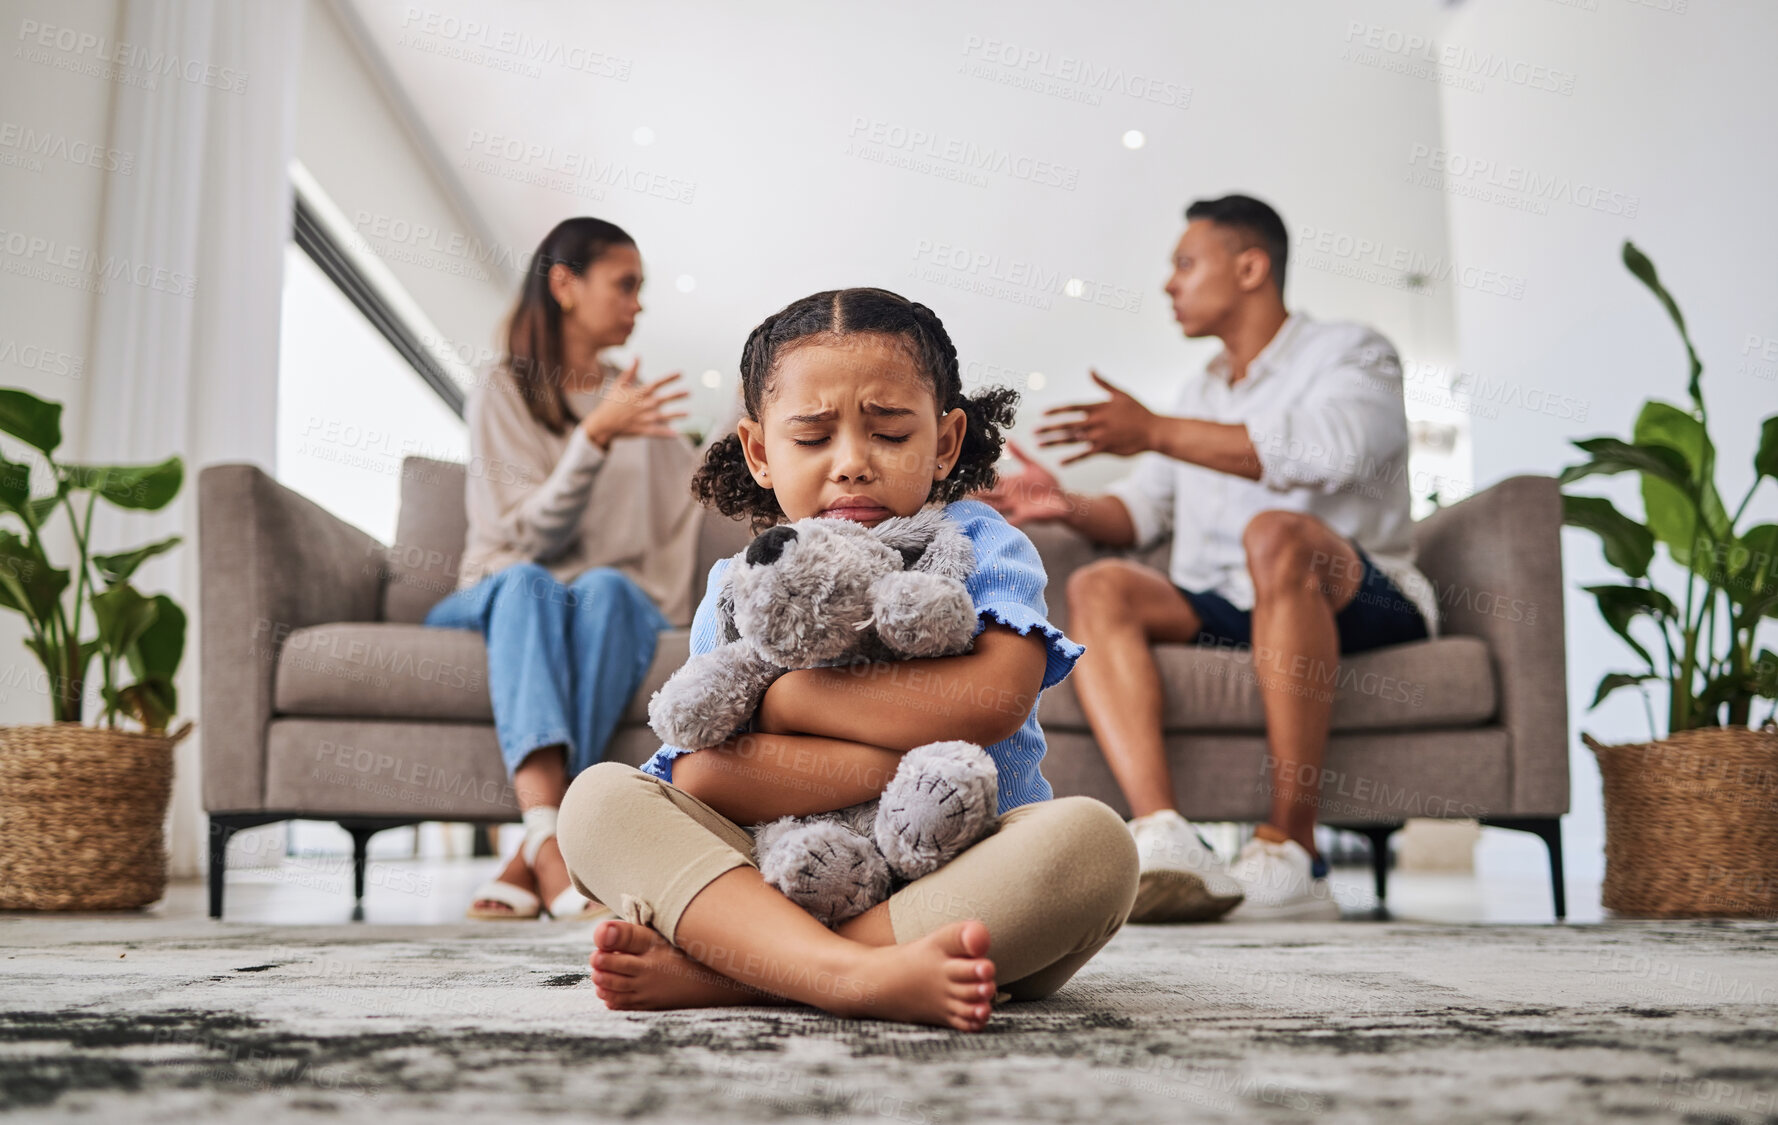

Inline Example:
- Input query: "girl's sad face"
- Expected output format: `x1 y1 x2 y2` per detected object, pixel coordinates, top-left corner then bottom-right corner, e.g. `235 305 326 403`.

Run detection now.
736 335 967 527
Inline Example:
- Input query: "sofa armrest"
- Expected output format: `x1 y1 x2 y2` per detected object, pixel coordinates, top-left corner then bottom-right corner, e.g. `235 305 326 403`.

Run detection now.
1412 475 1570 816
198 464 387 812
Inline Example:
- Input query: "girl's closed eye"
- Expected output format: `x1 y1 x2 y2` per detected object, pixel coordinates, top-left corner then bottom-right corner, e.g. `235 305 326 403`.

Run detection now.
790 433 912 446
692 287 1022 532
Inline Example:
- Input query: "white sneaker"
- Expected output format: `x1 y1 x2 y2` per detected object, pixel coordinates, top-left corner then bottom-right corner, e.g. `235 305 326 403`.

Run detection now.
1226 836 1341 921
1127 810 1245 923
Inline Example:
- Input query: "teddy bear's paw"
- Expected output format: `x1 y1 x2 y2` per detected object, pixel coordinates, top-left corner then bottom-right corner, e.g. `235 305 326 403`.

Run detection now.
756 817 893 927
646 644 780 749
868 572 977 658
875 741 999 880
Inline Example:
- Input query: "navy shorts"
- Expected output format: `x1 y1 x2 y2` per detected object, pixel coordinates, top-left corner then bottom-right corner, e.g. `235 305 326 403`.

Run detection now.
1177 547 1429 655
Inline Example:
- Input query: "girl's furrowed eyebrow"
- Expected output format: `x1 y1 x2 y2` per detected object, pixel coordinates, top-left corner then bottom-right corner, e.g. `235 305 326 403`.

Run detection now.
782 402 918 425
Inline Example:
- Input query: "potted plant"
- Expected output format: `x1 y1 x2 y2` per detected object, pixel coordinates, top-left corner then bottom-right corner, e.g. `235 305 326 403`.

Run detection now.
1561 242 1778 917
0 387 190 911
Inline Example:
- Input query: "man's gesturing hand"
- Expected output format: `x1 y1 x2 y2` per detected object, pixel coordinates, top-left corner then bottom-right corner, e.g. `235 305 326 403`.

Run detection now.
979 441 1073 527
1033 371 1157 465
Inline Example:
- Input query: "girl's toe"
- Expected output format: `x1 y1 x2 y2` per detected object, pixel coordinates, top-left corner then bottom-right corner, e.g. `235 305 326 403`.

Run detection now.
944 958 993 982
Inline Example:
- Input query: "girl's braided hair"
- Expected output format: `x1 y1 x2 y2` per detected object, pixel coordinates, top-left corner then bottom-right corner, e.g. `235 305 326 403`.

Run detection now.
693 288 1019 531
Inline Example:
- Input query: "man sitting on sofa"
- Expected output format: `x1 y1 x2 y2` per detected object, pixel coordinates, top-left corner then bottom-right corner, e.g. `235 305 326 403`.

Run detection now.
983 194 1439 922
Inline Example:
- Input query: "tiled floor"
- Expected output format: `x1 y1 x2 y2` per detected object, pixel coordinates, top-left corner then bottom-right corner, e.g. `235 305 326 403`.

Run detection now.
168 846 1599 928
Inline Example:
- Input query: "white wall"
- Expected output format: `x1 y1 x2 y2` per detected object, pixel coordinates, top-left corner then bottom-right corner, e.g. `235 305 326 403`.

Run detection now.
295 0 512 380
343 0 1466 484
1439 0 1778 882
0 0 119 725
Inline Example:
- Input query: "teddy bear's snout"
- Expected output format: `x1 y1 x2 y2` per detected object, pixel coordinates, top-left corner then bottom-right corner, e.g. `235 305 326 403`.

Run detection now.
746 525 798 567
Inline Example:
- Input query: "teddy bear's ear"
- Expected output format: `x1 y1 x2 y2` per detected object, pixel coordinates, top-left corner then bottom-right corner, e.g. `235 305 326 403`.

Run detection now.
896 543 927 570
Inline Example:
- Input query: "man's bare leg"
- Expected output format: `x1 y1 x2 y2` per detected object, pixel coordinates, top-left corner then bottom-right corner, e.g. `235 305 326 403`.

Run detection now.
590 868 997 1031
1242 512 1364 855
1064 559 1203 816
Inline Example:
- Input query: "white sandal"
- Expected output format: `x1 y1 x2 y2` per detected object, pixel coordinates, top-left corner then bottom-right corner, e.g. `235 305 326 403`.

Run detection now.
467 807 604 921
465 877 542 921
466 806 559 920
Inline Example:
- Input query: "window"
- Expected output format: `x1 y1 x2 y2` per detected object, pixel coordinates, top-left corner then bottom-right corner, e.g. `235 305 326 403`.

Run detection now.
275 222 469 546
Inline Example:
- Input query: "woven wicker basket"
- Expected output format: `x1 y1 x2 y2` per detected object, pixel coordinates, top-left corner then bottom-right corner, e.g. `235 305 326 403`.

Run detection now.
1588 726 1778 918
0 721 191 911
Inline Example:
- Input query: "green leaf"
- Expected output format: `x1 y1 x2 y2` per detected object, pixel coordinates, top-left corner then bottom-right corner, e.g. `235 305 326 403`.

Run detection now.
1559 437 1692 489
126 594 184 684
109 678 176 733
0 388 63 455
1752 649 1778 700
62 456 183 511
1583 584 1674 670
137 678 175 730
90 584 158 660
1622 241 1703 409
1634 400 1730 569
1563 494 1655 579
1727 524 1778 622
1694 668 1748 726
1591 671 1659 711
0 455 30 515
92 535 183 588
26 493 59 525
1757 415 1778 481
0 530 70 627
78 636 102 681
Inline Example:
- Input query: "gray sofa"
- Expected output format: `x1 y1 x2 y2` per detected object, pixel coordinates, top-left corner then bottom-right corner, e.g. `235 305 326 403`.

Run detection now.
199 461 1569 919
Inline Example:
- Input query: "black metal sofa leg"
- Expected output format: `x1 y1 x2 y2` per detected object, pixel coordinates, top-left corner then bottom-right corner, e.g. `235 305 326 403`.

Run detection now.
337 820 417 921
208 822 237 920
1481 816 1567 922
207 814 288 920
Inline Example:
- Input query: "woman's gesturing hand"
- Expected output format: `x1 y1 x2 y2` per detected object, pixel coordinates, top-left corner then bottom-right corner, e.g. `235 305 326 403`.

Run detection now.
580 360 690 450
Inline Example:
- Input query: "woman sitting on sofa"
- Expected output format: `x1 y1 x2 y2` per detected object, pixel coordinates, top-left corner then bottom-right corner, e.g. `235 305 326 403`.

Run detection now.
426 217 701 920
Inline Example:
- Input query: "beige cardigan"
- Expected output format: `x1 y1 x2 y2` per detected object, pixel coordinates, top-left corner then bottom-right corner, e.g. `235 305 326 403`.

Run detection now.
458 365 704 627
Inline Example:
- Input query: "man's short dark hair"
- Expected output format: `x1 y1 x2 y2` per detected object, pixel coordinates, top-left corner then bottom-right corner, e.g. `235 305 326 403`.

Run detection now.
1185 194 1288 295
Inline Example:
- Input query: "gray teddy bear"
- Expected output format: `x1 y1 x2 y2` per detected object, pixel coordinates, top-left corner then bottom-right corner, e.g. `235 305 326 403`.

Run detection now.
647 508 1000 925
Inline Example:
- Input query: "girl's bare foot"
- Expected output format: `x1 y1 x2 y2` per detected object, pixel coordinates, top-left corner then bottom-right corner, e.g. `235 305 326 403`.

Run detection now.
588 918 997 1030
588 919 780 1010
472 850 537 915
838 920 997 1032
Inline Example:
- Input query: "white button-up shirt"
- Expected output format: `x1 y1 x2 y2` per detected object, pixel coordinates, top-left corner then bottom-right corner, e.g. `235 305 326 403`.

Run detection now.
1104 312 1439 633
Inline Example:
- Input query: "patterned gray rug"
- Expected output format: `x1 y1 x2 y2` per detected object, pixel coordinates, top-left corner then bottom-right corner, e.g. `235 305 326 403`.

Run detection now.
2 915 1775 1123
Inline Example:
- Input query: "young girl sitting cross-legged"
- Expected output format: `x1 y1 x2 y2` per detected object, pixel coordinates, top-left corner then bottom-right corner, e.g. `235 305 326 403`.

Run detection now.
556 287 1138 1031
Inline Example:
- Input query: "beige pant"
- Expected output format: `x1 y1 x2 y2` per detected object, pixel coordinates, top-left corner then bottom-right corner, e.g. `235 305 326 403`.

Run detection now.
558 762 1139 1000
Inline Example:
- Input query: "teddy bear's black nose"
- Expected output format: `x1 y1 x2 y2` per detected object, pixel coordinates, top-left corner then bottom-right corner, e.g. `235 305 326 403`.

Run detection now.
746 525 798 567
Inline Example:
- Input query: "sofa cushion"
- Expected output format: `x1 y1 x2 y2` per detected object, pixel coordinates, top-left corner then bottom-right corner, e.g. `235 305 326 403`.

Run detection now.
382 457 759 625
1038 636 1496 733
273 622 691 725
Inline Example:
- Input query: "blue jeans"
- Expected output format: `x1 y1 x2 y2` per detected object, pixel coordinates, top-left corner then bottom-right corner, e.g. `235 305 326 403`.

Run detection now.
424 563 669 779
